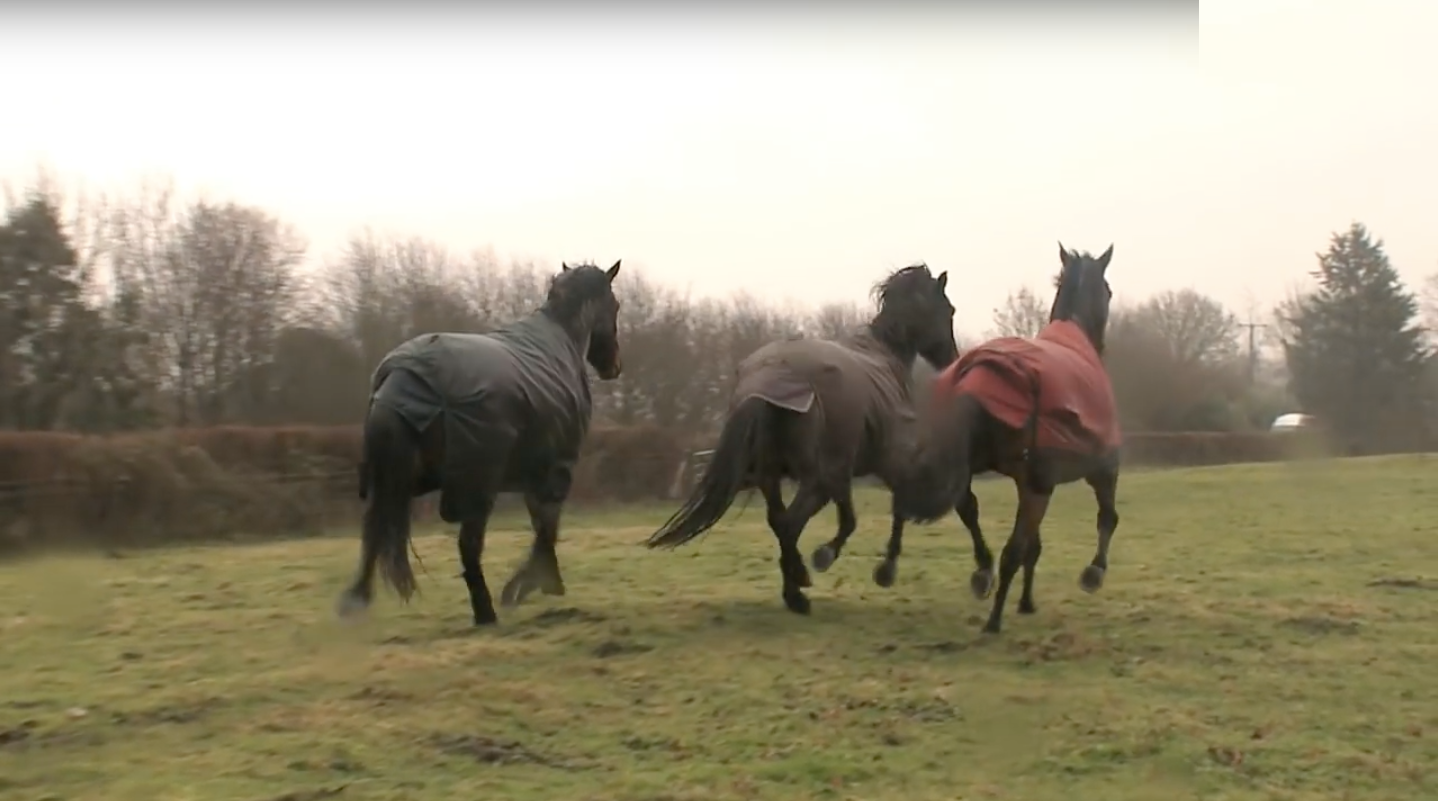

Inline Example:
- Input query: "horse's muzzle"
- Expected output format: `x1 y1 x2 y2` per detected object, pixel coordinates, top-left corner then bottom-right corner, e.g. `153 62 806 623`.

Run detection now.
598 356 623 381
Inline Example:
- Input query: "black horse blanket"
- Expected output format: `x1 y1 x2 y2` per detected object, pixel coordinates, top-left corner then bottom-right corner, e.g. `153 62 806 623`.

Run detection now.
368 315 591 521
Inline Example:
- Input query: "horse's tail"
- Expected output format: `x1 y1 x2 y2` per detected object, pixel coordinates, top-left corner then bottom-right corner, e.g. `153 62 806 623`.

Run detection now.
646 395 773 549
899 391 984 524
362 401 421 601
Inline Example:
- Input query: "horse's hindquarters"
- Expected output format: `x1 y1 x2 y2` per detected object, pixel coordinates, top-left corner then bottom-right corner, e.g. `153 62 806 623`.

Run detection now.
734 357 820 411
373 368 443 436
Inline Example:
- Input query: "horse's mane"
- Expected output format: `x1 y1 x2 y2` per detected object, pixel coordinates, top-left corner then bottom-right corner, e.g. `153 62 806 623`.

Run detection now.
870 263 936 311
542 263 611 319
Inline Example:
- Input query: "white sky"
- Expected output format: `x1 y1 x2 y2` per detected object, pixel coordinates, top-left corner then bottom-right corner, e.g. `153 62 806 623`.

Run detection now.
1 2 1434 338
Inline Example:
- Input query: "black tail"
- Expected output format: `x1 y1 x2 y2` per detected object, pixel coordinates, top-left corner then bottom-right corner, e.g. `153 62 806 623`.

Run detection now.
898 392 983 524
363 403 420 601
646 396 773 549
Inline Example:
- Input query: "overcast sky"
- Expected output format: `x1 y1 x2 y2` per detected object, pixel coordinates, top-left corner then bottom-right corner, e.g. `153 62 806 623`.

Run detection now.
2 1 1434 337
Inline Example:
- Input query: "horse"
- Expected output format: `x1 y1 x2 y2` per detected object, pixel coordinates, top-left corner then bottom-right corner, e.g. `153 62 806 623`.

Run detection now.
644 264 965 615
336 260 624 626
893 244 1120 635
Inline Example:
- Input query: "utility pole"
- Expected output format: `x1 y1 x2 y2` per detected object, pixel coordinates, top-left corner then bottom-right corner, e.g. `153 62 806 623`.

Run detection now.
1239 319 1270 386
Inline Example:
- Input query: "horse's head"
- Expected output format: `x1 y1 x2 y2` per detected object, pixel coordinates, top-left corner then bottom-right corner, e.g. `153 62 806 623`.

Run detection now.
545 260 624 380
1049 244 1114 353
870 263 959 369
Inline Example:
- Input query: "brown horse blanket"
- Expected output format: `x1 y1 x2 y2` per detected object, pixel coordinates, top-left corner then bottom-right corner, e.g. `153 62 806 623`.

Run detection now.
731 329 919 478
931 320 1120 455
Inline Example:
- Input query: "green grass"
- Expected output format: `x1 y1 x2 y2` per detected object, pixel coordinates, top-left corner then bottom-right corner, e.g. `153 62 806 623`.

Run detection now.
3 455 1438 801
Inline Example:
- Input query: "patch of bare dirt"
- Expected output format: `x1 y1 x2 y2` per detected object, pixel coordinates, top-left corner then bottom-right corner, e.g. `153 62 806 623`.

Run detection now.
1368 577 1438 591
530 607 608 627
1014 631 1100 664
428 733 588 770
592 639 653 658
0 720 37 747
346 686 415 706
109 696 226 726
1279 616 1361 636
260 785 348 801
0 719 105 751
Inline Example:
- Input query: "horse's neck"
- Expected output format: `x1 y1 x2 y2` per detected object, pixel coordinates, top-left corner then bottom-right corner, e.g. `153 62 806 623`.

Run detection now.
535 309 591 360
854 327 918 383
861 325 918 371
1045 318 1103 357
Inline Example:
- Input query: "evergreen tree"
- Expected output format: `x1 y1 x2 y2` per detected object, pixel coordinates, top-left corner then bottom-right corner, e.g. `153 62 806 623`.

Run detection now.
0 194 89 429
1282 222 1431 451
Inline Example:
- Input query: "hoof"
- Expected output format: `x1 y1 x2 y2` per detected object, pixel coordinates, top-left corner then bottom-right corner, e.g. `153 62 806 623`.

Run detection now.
533 560 567 596
1079 565 1106 593
473 611 499 626
811 544 838 573
1017 598 1037 615
981 619 1002 635
783 591 812 616
969 568 995 600
335 589 370 620
873 560 897 589
499 570 534 608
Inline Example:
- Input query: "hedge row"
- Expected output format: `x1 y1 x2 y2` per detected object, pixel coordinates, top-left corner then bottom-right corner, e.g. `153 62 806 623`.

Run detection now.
0 425 694 553
0 425 1327 553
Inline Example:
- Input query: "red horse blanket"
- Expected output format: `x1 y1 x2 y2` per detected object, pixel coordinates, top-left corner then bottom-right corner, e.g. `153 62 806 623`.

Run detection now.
931 320 1121 455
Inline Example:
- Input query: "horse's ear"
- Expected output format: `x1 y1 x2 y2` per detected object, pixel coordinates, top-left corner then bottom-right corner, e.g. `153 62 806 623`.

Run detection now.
561 262 571 272
1097 244 1114 272
606 260 622 281
1057 241 1070 268
935 271 948 292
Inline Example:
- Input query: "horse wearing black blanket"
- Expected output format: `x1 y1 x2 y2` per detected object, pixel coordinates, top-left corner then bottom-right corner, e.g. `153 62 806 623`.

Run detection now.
337 260 623 626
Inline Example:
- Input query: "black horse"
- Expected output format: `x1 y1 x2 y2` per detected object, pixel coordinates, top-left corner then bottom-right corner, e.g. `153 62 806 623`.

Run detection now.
337 260 624 626
895 245 1121 634
645 265 965 614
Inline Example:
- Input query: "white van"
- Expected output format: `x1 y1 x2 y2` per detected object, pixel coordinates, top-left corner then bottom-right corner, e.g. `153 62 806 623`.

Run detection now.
1270 412 1317 433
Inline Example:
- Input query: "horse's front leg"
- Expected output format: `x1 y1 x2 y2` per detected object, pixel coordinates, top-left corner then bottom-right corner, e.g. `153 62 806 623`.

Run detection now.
1080 467 1120 593
500 484 569 607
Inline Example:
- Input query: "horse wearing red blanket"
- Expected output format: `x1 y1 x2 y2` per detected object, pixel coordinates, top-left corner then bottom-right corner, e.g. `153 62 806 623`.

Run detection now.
894 244 1121 635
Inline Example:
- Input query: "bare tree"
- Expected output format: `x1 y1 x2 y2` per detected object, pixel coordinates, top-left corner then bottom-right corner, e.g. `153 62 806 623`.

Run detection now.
108 184 307 425
323 229 484 372
1126 288 1239 366
989 286 1049 339
806 301 869 340
593 270 694 427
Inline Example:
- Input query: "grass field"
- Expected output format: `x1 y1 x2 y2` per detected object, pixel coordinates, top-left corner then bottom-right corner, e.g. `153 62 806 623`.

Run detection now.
2 455 1437 801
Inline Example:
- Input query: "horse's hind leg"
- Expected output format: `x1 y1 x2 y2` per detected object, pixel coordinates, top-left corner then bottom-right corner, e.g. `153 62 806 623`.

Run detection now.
984 482 1050 634
501 490 568 607
809 480 857 573
1080 468 1120 593
758 475 807 601
458 498 499 626
1017 530 1043 614
958 488 996 600
766 477 828 615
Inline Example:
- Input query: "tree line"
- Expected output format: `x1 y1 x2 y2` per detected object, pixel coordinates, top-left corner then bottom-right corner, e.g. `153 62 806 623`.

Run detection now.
2 177 1434 453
